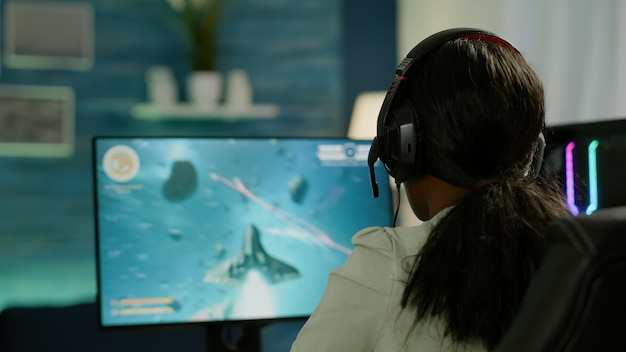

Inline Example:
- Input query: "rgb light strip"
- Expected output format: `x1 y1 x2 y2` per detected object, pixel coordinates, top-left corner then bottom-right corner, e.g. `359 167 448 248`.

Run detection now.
585 140 599 215
564 140 599 216
565 142 578 215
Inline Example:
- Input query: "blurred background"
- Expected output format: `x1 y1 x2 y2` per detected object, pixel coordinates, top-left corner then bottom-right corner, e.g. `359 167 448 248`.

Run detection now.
1 0 626 349
0 0 395 313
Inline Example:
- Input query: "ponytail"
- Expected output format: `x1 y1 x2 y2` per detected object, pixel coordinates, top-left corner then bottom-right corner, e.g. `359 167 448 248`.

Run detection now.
400 176 569 350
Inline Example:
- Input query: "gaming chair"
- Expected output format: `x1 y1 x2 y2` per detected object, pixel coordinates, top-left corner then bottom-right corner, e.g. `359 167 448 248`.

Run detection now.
494 206 626 351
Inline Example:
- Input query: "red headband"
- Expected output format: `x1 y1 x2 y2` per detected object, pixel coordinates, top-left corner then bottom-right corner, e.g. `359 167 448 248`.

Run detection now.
461 33 518 52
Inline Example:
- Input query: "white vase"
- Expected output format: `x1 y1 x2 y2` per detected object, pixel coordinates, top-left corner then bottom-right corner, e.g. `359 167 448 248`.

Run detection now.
187 70 222 109
224 69 253 110
145 66 178 107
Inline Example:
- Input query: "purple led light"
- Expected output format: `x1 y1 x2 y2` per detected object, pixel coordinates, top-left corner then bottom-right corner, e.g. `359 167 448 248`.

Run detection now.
565 141 579 215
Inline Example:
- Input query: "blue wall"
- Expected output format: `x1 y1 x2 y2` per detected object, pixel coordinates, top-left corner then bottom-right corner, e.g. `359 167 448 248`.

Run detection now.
0 0 395 350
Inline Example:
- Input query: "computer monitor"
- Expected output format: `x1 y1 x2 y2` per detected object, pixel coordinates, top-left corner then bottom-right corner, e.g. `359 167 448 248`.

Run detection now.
92 137 393 338
543 118 626 215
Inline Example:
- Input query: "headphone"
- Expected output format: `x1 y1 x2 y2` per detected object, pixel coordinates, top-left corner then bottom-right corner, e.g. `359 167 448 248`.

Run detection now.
367 28 545 198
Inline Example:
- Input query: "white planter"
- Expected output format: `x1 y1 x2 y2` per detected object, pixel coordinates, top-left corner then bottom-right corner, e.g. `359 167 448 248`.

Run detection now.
187 70 222 109
224 69 253 110
145 66 178 107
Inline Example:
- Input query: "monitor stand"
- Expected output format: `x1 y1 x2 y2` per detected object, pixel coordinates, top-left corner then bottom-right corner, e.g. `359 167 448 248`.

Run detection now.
205 323 262 352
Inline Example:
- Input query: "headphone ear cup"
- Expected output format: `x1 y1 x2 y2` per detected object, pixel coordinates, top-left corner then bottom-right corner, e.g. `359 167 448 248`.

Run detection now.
383 98 425 182
404 98 425 175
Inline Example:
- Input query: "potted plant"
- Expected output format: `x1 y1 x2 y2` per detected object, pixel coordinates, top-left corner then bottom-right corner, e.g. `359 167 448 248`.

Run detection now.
167 0 221 108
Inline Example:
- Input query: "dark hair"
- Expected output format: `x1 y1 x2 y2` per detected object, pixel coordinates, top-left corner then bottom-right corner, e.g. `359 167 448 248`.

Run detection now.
399 38 570 349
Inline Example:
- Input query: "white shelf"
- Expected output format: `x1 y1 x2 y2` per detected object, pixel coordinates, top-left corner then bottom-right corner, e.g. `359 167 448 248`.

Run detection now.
131 103 280 121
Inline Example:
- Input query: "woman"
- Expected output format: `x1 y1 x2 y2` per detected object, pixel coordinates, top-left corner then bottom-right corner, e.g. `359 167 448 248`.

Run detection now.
290 28 569 351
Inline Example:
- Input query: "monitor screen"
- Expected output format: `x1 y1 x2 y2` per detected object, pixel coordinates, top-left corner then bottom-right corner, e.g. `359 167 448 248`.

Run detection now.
93 137 393 328
544 119 626 215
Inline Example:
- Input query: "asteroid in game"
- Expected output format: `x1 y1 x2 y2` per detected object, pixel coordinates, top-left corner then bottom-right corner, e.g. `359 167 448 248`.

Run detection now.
162 160 198 202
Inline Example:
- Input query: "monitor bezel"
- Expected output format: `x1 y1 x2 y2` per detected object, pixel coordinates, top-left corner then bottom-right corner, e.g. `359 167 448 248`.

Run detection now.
91 135 394 331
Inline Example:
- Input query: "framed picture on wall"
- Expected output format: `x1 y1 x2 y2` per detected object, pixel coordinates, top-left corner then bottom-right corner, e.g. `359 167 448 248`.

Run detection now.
0 85 75 157
3 1 94 71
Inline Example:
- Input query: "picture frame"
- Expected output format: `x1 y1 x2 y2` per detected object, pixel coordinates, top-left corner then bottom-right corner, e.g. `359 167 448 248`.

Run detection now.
0 85 75 157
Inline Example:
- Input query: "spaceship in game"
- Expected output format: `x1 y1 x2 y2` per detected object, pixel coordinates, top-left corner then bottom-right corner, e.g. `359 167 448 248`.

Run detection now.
203 223 300 286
